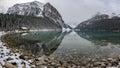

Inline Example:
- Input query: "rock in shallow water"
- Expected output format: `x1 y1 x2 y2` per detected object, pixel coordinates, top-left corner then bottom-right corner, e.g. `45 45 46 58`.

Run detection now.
3 62 17 68
19 55 29 60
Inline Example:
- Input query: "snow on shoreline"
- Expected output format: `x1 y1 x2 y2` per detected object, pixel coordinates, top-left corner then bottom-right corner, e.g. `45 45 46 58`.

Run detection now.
0 32 35 68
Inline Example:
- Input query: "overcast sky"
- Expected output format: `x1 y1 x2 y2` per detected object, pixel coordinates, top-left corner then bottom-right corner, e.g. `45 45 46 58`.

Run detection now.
0 0 120 27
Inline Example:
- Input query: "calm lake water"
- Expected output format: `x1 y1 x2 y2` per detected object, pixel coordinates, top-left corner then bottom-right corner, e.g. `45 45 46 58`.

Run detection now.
2 31 120 61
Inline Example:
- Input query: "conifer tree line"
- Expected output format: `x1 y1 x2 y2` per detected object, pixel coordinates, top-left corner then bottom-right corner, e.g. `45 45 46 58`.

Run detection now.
0 13 61 31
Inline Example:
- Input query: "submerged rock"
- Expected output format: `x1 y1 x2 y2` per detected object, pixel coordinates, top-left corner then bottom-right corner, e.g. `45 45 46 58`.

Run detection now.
4 62 17 68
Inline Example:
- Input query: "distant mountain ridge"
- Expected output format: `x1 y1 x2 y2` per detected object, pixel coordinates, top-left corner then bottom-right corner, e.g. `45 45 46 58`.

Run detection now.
7 1 71 29
75 13 120 31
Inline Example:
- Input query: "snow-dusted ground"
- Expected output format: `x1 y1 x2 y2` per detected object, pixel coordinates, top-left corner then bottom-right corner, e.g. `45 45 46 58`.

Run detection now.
62 28 71 33
0 32 35 68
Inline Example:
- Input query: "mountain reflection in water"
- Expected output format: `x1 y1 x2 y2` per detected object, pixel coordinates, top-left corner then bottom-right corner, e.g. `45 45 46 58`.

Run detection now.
76 31 120 46
2 31 120 60
2 31 69 57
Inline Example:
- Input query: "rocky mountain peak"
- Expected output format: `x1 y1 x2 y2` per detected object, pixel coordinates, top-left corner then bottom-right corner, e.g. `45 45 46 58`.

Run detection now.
7 1 44 16
7 1 71 29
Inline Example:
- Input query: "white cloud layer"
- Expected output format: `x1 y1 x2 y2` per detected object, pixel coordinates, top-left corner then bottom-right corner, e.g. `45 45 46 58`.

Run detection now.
0 0 120 26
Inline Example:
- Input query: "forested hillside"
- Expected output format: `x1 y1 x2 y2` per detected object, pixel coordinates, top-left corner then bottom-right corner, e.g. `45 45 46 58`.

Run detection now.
0 13 62 31
75 13 120 31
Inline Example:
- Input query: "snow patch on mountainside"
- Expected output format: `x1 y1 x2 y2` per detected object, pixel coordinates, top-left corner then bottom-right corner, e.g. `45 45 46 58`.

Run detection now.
7 1 44 17
7 1 71 30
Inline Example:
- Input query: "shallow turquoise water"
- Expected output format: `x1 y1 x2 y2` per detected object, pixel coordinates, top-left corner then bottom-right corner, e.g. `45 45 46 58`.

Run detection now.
2 31 120 59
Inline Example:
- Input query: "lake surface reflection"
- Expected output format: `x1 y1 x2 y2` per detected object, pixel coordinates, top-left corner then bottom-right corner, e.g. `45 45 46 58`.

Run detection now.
2 31 120 61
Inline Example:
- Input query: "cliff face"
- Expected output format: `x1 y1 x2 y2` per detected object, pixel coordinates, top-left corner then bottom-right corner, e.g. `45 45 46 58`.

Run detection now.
43 3 71 29
6 1 71 30
75 14 120 31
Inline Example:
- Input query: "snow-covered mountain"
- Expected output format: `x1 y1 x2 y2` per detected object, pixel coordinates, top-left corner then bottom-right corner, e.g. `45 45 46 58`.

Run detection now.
75 13 120 31
7 1 71 29
7 1 44 17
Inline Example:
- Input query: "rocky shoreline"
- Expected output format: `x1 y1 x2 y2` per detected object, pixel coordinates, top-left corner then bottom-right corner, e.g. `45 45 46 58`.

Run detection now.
1 44 120 68
1 32 120 68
